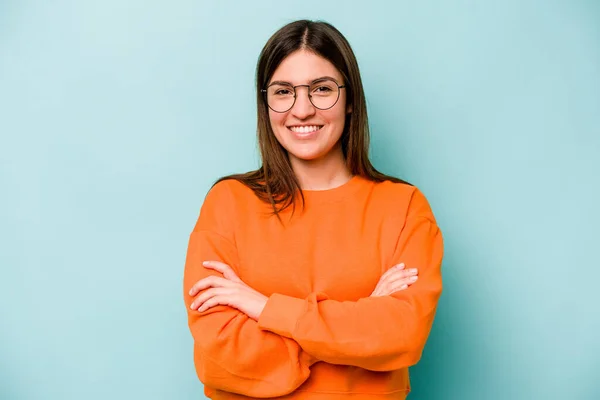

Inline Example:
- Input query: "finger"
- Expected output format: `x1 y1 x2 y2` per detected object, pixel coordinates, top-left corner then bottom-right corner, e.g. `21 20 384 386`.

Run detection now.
385 274 419 289
197 294 231 313
373 264 404 293
378 263 405 283
383 275 419 296
372 264 405 296
387 278 415 294
190 287 230 310
189 275 233 296
202 261 242 282
380 267 418 285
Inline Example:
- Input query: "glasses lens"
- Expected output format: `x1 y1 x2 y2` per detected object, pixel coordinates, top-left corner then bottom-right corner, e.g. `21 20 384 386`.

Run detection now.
309 79 340 110
265 79 342 112
266 84 295 112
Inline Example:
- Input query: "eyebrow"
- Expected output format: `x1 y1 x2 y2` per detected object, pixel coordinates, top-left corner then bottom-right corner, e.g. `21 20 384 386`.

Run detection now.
268 76 341 86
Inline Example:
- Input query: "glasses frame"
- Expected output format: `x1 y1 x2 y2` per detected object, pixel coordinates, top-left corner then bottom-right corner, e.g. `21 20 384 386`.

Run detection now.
261 79 347 113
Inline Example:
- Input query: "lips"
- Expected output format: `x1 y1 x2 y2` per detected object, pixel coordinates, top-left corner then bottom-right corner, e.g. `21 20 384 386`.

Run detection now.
287 125 323 134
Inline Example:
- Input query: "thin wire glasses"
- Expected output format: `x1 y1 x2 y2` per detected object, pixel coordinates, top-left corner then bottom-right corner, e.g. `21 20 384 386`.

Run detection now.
262 77 346 113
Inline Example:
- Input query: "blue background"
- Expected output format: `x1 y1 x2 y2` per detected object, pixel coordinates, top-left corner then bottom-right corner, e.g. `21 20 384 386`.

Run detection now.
1 1 599 399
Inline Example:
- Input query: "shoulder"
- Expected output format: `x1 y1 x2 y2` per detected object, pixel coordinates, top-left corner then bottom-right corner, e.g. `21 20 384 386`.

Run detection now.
369 179 436 220
205 178 254 203
200 178 259 218
197 178 255 227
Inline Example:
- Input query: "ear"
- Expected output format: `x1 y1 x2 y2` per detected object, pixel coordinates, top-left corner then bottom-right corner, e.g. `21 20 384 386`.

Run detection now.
346 104 352 114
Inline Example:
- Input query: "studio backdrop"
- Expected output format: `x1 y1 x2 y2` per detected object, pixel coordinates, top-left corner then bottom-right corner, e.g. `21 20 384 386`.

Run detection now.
1 1 598 399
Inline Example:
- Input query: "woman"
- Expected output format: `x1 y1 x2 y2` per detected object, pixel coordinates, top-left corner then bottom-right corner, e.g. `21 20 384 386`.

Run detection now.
183 20 443 400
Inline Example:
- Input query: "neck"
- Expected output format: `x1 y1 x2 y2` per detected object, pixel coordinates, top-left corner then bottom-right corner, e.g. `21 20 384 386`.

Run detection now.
289 144 353 190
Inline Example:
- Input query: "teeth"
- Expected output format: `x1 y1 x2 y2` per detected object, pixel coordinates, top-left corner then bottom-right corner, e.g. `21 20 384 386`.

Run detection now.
290 125 321 133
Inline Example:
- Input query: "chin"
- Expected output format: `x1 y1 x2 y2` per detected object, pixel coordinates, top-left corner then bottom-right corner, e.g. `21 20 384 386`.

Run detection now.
288 151 321 161
287 146 332 162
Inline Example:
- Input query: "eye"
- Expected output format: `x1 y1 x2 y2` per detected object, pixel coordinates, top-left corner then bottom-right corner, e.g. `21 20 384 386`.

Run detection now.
275 88 293 96
313 85 333 93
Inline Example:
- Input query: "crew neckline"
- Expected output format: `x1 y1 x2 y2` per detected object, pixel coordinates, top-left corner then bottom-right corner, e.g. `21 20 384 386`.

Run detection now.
299 175 367 204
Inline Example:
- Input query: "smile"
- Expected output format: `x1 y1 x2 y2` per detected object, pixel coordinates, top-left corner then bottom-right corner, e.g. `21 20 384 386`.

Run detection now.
287 125 323 133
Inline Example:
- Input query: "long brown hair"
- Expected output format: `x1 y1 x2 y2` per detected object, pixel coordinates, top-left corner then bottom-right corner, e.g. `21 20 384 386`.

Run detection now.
217 20 409 215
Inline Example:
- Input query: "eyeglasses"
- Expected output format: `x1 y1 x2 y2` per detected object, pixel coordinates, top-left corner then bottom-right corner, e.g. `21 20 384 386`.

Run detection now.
261 78 346 113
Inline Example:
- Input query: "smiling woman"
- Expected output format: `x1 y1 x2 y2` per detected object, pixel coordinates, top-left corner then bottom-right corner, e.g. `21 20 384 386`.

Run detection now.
182 20 444 400
265 52 349 170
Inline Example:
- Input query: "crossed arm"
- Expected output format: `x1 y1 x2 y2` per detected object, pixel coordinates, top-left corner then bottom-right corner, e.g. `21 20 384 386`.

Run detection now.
183 211 442 397
188 260 419 319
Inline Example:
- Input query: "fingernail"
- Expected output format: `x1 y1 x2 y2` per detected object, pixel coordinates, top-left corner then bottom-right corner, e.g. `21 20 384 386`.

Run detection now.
190 303 195 309
410 276 418 281
189 289 193 295
409 268 418 274
202 261 208 266
396 263 405 269
401 284 408 290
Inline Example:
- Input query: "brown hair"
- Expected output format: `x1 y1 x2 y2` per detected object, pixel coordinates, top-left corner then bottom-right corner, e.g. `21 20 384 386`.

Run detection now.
216 20 409 216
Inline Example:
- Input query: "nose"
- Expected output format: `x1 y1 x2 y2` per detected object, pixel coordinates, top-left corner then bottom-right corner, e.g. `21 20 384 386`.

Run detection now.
290 86 316 119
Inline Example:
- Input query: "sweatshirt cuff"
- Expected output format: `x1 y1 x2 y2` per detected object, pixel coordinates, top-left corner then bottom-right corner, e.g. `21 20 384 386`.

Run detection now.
258 293 306 338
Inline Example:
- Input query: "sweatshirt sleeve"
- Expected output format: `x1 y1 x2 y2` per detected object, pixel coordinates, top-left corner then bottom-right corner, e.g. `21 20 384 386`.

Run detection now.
183 181 316 398
257 188 443 372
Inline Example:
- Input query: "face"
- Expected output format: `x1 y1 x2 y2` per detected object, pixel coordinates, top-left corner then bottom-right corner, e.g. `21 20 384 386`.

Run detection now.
266 50 349 164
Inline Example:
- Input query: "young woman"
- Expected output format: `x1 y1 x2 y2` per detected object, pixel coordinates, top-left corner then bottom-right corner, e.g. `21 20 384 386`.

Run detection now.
183 20 443 400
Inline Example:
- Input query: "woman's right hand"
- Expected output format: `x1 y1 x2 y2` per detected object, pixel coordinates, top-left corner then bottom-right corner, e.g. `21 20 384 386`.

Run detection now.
370 263 418 297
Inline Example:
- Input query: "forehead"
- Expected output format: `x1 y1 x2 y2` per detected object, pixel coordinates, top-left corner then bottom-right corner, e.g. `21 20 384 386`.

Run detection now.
269 50 343 84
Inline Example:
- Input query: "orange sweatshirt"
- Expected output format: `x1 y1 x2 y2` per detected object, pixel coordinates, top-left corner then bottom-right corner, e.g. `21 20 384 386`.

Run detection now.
183 175 443 399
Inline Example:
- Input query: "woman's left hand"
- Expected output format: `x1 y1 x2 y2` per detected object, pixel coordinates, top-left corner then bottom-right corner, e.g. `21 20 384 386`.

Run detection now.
188 261 268 321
